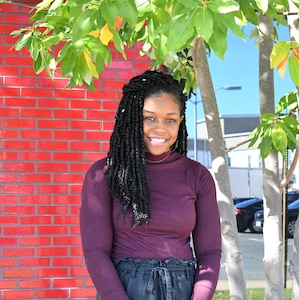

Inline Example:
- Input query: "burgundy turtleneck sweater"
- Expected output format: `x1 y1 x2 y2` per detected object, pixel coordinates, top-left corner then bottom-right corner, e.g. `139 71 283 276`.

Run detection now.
80 151 221 300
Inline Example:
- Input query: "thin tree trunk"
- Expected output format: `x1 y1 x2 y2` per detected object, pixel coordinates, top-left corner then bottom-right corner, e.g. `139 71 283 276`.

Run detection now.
258 13 284 300
192 37 247 300
287 1 299 297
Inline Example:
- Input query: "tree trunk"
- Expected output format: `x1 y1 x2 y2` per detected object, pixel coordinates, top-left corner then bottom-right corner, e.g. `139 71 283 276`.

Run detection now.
287 1 299 297
192 37 247 300
258 13 284 300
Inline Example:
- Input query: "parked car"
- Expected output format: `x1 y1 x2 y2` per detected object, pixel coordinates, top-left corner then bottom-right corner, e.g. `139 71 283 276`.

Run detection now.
234 198 263 233
233 197 258 205
253 199 299 238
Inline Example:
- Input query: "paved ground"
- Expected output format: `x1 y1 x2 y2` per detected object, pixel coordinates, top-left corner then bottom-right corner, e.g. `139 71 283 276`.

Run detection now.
216 231 294 290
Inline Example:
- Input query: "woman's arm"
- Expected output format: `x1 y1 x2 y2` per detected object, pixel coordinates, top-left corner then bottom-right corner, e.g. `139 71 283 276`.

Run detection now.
80 160 129 300
192 167 222 300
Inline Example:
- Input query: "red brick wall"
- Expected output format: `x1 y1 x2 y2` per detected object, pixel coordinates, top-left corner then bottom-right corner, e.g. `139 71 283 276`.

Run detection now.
0 2 152 299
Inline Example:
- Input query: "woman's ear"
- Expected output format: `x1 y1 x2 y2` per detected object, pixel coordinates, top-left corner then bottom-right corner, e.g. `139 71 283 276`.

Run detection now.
180 115 184 123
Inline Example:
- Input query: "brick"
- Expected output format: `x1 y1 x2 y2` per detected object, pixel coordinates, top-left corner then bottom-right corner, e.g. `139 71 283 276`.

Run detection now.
21 87 53 97
20 236 51 246
21 130 52 139
19 279 51 289
0 151 19 161
37 247 68 256
0 257 17 267
70 141 100 151
54 130 84 140
5 97 36 107
54 109 84 119
21 108 52 118
85 152 107 162
0 280 17 289
53 174 83 183
3 268 35 278
0 237 17 246
70 163 90 172
20 257 50 267
70 287 97 298
37 268 68 277
5 140 36 150
0 174 18 182
71 120 101 130
0 195 18 204
54 216 79 225
0 129 19 138
37 289 68 299
70 246 83 256
53 278 84 288
19 149 50 161
20 216 51 225
70 99 100 109
38 120 68 129
0 216 18 224
4 118 36 128
86 131 111 140
37 162 68 172
38 184 68 194
102 100 119 110
4 162 35 172
53 236 81 246
103 121 114 131
38 141 68 150
52 257 83 267
4 226 35 235
86 110 116 120
38 205 68 215
70 267 89 277
54 152 84 161
0 107 19 116
20 173 51 182
54 88 85 99
54 195 80 204
4 205 35 215
5 76 36 86
4 184 35 194
3 290 35 299
20 195 52 204
38 99 69 108
3 248 34 257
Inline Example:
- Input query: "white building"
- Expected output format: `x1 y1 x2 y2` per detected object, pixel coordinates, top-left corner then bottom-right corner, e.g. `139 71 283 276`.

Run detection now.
187 114 297 198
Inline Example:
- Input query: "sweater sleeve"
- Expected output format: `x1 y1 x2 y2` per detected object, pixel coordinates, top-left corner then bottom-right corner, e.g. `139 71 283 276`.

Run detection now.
192 167 222 300
80 160 129 300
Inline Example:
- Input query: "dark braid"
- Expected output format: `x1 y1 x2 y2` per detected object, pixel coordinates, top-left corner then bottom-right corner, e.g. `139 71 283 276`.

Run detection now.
107 70 188 228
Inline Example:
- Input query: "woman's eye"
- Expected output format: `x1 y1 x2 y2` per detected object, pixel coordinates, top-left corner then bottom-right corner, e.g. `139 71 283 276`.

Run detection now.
166 119 176 123
144 116 154 121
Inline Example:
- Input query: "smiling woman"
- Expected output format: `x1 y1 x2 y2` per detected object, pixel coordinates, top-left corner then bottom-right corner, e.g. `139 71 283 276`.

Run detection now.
80 70 222 300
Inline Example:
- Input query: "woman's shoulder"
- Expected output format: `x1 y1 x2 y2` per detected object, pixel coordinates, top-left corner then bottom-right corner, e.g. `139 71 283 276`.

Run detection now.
84 156 108 178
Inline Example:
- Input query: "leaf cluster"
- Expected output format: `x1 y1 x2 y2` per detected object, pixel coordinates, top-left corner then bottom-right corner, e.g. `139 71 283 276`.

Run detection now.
249 91 299 158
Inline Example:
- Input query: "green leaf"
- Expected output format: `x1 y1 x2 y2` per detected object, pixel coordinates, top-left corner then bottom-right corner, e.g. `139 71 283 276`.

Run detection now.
194 8 213 41
289 54 299 87
72 9 96 43
281 115 299 134
272 123 287 155
36 0 54 12
275 91 297 114
13 31 32 51
110 27 126 59
279 122 299 150
34 53 43 74
256 0 269 13
270 41 290 68
261 113 275 122
61 46 77 76
100 0 119 27
208 0 240 14
208 16 227 59
259 127 272 159
167 13 195 52
115 0 138 25
249 123 266 148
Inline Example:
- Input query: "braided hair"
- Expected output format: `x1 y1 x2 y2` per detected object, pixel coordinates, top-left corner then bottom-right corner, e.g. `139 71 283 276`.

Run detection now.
107 70 188 228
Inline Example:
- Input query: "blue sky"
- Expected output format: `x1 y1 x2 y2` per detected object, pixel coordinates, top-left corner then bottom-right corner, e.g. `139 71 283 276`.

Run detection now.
186 25 295 138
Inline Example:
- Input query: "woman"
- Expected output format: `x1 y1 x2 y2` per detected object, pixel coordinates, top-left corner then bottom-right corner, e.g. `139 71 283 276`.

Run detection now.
80 70 221 300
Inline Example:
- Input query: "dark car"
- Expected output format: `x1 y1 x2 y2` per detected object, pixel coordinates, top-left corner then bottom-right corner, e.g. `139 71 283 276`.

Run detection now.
253 199 299 238
234 198 263 233
233 197 258 205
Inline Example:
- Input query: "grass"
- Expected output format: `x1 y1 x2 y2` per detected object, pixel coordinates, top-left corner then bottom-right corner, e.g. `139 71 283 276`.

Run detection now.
213 288 292 299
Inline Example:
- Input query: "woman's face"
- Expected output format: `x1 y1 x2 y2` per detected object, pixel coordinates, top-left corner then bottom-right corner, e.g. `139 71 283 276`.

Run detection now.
143 92 183 155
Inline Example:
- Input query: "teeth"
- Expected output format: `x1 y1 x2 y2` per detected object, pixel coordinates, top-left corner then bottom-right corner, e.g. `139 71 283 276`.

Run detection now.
151 138 165 143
